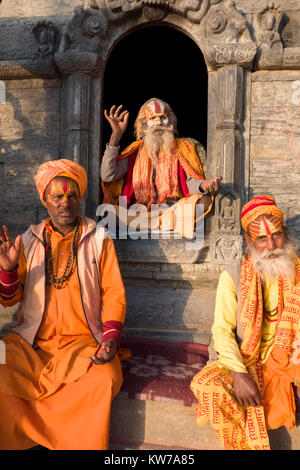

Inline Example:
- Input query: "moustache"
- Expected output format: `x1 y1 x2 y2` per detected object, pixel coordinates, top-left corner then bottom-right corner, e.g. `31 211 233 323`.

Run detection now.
144 125 174 135
260 248 285 259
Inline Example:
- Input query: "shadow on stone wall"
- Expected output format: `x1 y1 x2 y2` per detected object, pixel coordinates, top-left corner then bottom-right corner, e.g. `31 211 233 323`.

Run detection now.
0 85 60 239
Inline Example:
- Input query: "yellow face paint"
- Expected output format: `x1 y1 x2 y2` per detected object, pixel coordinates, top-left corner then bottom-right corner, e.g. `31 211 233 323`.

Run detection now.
46 177 79 203
248 215 282 241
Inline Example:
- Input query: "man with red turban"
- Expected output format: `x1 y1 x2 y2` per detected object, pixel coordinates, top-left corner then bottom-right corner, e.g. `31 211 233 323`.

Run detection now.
191 195 300 450
0 159 126 450
100 99 222 238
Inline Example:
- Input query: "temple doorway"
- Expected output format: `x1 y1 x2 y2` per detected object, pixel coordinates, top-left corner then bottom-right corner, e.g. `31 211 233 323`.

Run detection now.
102 25 208 153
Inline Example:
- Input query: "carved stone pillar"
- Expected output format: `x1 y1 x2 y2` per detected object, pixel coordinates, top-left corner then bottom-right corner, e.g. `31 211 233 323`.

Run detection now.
56 68 94 214
53 6 106 215
214 65 243 191
60 72 91 169
209 66 245 264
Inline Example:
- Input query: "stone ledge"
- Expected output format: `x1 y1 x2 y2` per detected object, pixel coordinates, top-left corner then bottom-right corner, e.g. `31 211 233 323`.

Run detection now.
109 398 223 450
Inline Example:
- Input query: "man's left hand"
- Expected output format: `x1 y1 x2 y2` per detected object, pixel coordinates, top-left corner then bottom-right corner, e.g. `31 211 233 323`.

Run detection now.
90 339 118 365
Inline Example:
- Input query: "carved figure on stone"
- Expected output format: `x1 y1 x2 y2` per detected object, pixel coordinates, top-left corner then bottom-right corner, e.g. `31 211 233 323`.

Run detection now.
215 236 239 261
100 99 222 239
256 2 283 50
83 0 213 24
199 0 256 70
201 0 252 44
192 195 300 450
33 21 59 59
219 195 236 232
58 6 106 54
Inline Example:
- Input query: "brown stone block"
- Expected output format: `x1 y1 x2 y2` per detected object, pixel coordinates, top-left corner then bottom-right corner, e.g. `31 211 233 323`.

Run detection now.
250 135 300 159
0 1 79 18
4 162 41 185
0 139 60 163
6 79 61 91
251 80 300 108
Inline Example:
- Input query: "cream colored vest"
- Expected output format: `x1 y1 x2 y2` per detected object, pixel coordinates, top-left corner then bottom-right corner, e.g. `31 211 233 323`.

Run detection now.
14 217 106 346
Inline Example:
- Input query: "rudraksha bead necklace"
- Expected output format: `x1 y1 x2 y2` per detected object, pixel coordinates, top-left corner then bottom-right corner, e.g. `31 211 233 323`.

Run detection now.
43 223 80 289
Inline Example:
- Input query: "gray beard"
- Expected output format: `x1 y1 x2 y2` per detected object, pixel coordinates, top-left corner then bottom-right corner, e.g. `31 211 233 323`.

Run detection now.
247 238 297 281
142 126 175 167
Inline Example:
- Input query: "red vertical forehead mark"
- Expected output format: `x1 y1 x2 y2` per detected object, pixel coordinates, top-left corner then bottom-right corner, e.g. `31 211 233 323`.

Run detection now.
153 99 161 114
62 179 68 194
262 217 272 235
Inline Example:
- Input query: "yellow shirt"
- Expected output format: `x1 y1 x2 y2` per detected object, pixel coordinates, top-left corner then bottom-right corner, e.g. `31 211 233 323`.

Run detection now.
212 270 278 373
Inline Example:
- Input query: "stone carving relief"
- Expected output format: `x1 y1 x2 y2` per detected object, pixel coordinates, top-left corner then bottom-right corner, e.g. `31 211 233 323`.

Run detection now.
211 190 242 264
33 21 60 58
199 0 256 71
55 6 107 76
30 21 60 76
217 191 240 233
255 3 284 69
83 0 211 24
257 3 283 50
211 234 243 264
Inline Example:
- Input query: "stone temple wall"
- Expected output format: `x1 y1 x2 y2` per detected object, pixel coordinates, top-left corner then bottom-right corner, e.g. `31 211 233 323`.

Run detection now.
249 70 300 249
0 0 300 342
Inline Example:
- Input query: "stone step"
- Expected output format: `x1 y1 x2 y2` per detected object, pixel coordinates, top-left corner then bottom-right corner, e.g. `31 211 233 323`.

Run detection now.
109 397 300 450
109 397 223 450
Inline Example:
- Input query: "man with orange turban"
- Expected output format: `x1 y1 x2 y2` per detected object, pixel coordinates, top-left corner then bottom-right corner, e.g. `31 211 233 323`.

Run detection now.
100 99 222 238
0 159 126 450
191 195 300 450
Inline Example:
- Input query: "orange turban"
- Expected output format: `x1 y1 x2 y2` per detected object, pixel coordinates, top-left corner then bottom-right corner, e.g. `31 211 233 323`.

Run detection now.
35 159 87 202
241 195 284 232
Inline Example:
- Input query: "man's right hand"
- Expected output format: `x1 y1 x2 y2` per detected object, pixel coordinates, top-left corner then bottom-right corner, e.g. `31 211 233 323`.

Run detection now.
230 370 262 407
0 226 21 272
104 104 129 147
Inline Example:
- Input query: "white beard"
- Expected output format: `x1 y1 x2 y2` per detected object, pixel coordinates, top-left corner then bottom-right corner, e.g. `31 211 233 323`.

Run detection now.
247 238 297 281
142 126 175 167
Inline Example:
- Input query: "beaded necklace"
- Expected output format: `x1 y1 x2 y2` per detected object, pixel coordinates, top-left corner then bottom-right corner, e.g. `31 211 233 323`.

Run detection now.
44 223 80 289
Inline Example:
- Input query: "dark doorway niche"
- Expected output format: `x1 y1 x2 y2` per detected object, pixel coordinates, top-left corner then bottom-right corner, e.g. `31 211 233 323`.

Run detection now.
102 25 208 153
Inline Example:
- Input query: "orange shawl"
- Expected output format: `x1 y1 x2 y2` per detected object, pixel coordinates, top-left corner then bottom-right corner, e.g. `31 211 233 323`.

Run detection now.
101 139 205 206
239 254 300 365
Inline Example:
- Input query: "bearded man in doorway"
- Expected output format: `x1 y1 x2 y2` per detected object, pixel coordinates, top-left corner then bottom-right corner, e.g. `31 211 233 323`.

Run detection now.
100 98 222 239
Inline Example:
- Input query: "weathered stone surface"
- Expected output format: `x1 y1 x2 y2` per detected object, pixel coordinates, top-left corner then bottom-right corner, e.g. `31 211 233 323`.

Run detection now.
110 398 223 450
122 279 217 344
0 1 79 17
0 78 61 237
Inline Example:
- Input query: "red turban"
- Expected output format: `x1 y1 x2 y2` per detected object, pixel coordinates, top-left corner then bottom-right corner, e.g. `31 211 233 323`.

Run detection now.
35 159 87 202
241 195 284 232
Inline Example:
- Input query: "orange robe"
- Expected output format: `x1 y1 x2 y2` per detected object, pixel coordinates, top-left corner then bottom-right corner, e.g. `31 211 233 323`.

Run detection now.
0 220 126 450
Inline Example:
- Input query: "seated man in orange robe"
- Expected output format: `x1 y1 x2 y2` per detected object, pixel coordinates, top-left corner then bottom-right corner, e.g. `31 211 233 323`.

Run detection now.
100 98 222 238
0 159 126 450
191 195 300 450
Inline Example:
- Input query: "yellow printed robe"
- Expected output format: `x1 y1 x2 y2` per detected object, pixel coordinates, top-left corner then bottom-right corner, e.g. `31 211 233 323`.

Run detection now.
191 256 300 450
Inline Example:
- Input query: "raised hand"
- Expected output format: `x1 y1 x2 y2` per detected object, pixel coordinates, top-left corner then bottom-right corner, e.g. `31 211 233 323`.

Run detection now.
104 104 129 147
0 226 22 272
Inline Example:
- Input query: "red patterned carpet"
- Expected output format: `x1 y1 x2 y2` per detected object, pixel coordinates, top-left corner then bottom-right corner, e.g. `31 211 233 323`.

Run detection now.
119 339 209 406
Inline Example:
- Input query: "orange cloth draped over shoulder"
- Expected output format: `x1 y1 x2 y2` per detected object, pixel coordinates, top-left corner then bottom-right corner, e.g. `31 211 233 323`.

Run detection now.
101 138 205 205
191 195 300 450
0 220 127 450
